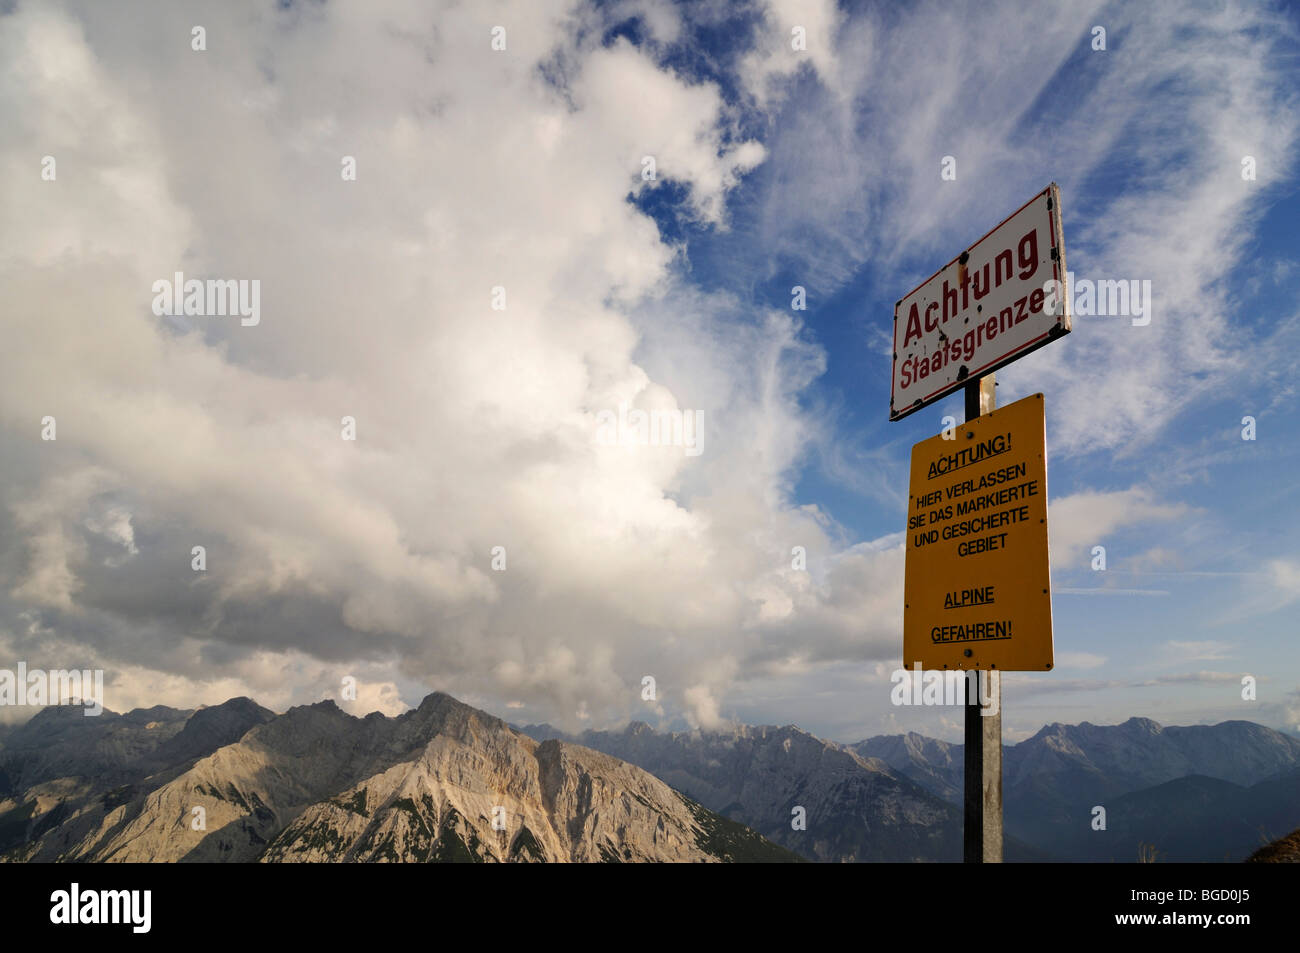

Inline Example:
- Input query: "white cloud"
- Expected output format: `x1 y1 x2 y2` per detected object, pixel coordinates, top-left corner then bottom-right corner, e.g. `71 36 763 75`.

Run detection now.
740 0 845 104
1265 558 1300 605
1056 651 1107 670
0 0 876 731
1047 487 1192 569
335 680 409 719
737 0 1298 455
1284 688 1300 733
2 0 1294 739
1137 671 1244 685
1162 641 1234 663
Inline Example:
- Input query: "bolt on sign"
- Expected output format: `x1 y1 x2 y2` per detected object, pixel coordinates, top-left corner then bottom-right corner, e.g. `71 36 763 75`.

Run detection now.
904 393 1053 671
889 184 1069 421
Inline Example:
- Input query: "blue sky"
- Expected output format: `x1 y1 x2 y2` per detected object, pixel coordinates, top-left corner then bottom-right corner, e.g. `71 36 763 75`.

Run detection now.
615 0 1300 740
1 0 1297 744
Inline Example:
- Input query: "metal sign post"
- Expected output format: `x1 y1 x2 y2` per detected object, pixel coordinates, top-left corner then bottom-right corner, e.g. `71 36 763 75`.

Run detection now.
893 183 1068 865
962 374 1001 864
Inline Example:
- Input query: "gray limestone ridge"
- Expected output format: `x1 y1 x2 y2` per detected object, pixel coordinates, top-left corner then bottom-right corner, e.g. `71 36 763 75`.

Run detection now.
852 716 1300 861
8 693 1295 863
520 719 974 862
522 714 1300 863
0 692 796 863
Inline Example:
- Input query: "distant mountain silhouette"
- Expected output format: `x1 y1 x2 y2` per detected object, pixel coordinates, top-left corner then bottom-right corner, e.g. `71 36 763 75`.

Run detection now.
5 696 1291 862
520 720 1048 862
525 714 1300 862
856 717 1300 861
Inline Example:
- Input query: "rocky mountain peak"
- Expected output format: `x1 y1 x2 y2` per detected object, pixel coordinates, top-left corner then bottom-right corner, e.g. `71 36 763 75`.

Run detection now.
0 690 796 863
1121 716 1164 734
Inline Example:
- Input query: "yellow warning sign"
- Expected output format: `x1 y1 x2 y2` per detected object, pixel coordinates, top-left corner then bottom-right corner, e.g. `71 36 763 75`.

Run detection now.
904 393 1053 671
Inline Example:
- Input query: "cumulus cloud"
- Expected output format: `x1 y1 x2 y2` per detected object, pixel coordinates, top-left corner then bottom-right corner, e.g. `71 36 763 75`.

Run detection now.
739 0 845 104
0 0 876 730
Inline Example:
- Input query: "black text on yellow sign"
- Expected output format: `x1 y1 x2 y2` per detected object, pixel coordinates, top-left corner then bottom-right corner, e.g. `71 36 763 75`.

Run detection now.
904 393 1053 671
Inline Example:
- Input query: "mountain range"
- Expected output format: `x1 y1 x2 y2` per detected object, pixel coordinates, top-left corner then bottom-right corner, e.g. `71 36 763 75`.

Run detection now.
855 717 1300 861
0 693 795 863
3 690 1296 862
525 715 1300 862
522 719 1020 861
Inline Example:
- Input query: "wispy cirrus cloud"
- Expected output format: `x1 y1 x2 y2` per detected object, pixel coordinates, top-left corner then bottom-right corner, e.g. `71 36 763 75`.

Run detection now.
728 0 1298 457
1162 640 1235 663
